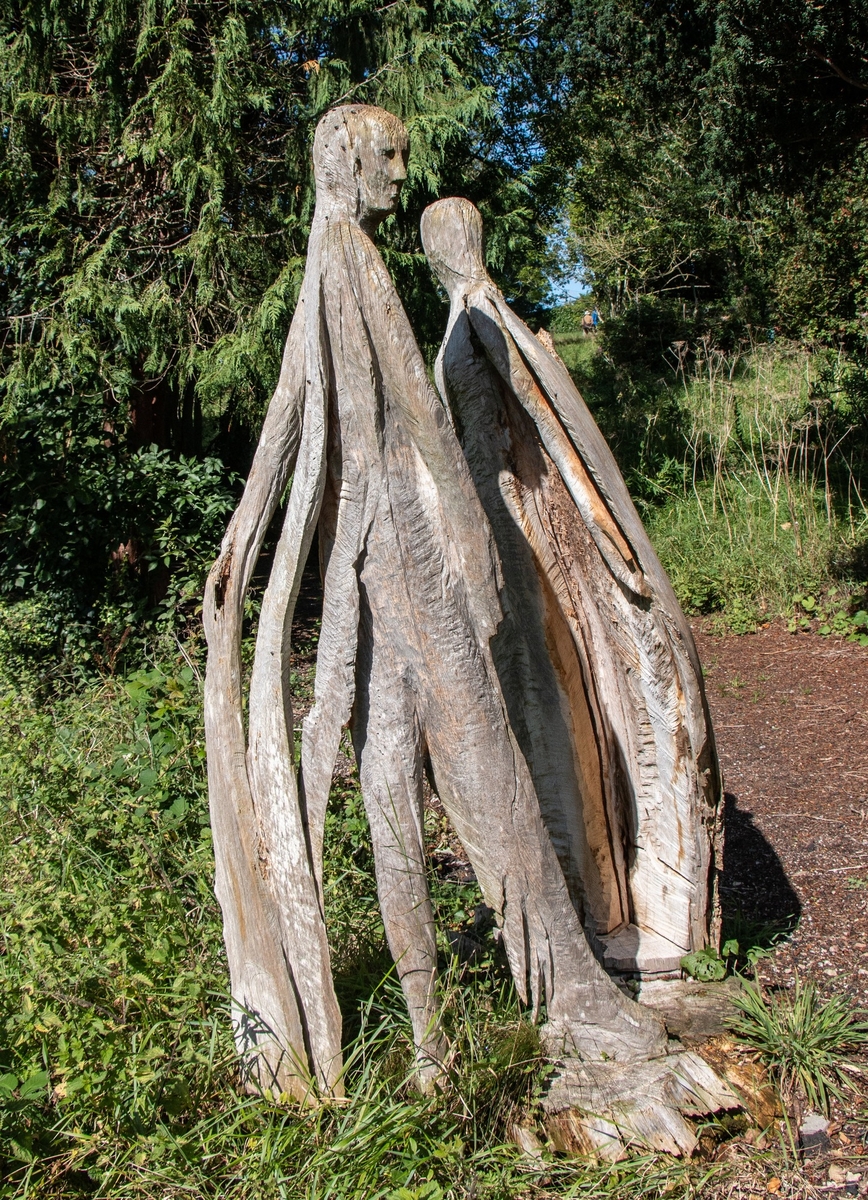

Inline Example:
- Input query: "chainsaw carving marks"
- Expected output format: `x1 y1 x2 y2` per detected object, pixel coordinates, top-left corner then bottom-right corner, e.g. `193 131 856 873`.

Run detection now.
421 197 722 983
203 112 721 1105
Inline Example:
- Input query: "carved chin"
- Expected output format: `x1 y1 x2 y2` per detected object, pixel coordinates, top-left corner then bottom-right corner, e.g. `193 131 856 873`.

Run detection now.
372 187 401 211
363 201 399 221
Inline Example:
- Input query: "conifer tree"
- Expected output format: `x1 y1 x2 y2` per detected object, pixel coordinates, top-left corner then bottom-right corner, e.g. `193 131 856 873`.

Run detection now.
0 0 545 636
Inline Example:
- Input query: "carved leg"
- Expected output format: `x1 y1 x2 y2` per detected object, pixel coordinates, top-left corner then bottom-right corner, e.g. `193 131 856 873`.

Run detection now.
417 615 668 1064
353 612 447 1088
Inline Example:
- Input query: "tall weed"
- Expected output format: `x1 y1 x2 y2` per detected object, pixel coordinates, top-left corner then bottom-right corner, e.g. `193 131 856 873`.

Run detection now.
645 477 837 629
555 332 867 626
662 339 867 625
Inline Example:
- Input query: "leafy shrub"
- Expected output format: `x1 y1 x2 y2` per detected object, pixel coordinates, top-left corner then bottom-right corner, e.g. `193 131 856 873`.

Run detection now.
0 418 237 670
680 940 741 982
680 928 783 982
0 661 224 1173
789 592 868 645
548 301 585 333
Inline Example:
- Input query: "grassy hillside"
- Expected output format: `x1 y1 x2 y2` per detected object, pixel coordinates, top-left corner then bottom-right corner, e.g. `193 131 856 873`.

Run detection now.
553 329 868 634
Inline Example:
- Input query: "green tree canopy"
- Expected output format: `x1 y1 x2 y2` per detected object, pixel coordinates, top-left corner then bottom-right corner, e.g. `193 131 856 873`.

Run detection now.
0 0 552 640
534 0 868 347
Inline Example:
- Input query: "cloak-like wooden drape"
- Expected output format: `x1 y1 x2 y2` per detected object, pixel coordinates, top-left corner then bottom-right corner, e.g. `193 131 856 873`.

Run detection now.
203 109 720 1103
421 196 722 979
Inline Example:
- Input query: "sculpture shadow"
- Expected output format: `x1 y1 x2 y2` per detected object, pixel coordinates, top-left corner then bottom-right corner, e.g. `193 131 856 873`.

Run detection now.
720 791 801 948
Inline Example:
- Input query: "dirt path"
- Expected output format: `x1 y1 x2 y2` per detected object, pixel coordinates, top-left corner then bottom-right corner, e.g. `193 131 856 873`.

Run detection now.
694 621 868 1001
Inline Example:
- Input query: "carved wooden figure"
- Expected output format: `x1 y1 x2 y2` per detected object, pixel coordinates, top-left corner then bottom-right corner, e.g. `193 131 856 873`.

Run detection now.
204 107 672 1101
420 196 722 980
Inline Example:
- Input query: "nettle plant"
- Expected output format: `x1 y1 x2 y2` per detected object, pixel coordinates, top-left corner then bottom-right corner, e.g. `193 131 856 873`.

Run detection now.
680 938 773 982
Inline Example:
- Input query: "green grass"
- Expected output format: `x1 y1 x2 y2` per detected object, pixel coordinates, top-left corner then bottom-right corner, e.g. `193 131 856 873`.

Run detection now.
551 333 868 630
0 623 725 1199
729 980 868 1114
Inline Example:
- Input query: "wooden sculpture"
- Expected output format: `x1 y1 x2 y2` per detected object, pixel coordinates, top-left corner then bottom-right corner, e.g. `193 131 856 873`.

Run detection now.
420 196 722 979
203 106 694 1102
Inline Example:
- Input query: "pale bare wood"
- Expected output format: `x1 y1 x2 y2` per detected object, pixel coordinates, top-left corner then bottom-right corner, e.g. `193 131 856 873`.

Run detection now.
313 208 667 1068
202 140 350 1100
421 197 722 976
637 977 744 1046
203 294 334 1100
207 112 676 1098
542 1051 740 1159
245 248 344 1094
417 199 737 1151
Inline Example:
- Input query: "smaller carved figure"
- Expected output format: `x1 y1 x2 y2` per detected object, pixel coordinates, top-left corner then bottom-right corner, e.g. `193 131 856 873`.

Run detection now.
421 197 721 979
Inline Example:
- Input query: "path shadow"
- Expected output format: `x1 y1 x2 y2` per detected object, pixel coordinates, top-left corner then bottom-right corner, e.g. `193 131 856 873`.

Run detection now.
720 792 801 946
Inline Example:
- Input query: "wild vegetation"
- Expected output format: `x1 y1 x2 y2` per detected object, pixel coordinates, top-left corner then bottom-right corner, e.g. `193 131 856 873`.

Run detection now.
3 625 852 1200
0 634 702 1198
554 331 867 631
2 0 867 1194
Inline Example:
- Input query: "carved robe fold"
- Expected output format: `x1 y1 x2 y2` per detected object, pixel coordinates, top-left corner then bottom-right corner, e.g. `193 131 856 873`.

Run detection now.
429 234 721 977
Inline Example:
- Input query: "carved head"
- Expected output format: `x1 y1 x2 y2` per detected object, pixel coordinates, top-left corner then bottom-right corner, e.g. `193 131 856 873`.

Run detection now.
420 197 488 298
313 105 409 228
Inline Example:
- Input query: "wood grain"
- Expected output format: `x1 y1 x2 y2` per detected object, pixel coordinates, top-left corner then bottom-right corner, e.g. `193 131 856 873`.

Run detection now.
421 196 722 977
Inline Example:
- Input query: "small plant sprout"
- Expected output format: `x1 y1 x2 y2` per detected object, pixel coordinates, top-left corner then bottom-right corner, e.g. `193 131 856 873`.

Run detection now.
789 594 868 644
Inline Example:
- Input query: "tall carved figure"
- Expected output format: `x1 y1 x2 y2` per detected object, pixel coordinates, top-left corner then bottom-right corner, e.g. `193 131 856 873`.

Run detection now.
204 108 669 1100
421 197 721 977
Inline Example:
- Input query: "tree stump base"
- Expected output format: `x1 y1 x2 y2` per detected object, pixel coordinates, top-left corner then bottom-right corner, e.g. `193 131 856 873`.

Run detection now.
541 1050 741 1160
636 976 745 1044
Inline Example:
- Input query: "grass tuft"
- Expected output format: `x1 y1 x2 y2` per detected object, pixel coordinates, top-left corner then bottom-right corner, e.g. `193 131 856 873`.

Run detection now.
729 979 868 1114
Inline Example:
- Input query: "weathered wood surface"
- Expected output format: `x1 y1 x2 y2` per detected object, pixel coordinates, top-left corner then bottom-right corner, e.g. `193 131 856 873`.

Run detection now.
698 1037 782 1129
300 111 667 1071
203 216 341 1101
637 977 743 1046
420 197 722 976
542 1050 740 1159
205 108 675 1096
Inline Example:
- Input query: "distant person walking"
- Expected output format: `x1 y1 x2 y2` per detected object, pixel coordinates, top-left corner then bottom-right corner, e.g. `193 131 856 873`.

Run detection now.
581 309 594 336
592 306 601 330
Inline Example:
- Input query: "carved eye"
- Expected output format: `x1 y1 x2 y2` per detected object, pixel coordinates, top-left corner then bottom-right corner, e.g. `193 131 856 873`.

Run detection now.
382 147 396 160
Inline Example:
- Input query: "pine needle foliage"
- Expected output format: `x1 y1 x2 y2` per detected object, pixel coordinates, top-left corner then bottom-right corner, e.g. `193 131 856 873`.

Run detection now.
1 0 502 431
0 0 552 644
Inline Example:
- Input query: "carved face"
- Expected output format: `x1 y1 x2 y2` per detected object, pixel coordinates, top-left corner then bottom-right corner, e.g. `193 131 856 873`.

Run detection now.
355 119 408 220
